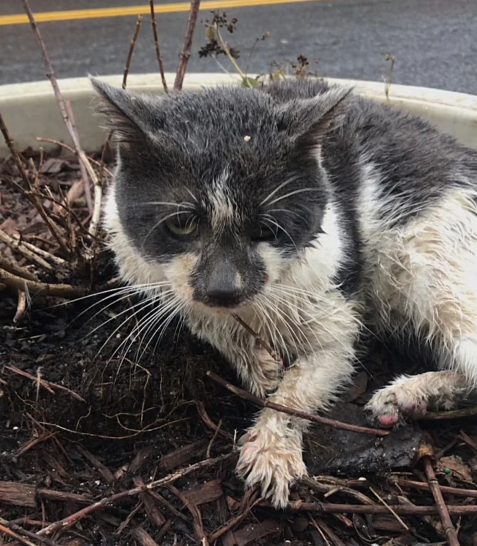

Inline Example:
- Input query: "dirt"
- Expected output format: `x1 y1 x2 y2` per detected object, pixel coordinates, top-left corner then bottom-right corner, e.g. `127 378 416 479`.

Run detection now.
1 149 477 545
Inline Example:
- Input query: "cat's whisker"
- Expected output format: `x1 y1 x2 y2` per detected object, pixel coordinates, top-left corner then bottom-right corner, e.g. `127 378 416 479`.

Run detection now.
133 295 182 364
261 215 298 250
115 293 178 366
68 283 172 330
259 177 299 206
138 201 196 210
266 188 322 207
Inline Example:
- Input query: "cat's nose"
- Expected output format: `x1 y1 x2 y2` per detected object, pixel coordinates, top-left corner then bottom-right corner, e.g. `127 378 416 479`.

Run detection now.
205 272 244 308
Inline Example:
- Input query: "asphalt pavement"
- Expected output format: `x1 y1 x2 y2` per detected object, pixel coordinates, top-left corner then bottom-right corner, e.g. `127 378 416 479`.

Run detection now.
1 0 476 94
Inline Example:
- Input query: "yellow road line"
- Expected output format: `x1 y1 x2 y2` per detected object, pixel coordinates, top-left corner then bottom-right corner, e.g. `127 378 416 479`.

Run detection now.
0 0 325 26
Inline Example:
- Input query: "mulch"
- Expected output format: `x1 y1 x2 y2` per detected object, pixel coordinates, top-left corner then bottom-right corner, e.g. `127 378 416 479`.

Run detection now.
0 142 476 546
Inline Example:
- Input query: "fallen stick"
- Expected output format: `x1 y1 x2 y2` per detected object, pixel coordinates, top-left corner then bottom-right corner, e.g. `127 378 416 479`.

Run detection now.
0 255 37 282
423 457 460 546
422 405 477 420
0 518 60 546
149 0 169 93
0 229 52 271
37 453 231 536
260 500 477 516
21 0 102 237
173 0 201 91
0 522 36 546
206 371 388 436
398 478 477 499
0 269 88 298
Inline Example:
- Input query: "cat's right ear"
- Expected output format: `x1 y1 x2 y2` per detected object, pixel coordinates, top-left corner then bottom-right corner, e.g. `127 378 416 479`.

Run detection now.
90 78 157 146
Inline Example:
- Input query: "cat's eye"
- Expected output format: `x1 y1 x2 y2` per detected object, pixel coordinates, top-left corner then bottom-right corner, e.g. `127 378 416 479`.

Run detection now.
250 225 277 242
165 217 198 237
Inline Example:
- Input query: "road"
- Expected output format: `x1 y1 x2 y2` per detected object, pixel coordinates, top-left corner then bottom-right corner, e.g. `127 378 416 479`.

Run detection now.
1 0 476 94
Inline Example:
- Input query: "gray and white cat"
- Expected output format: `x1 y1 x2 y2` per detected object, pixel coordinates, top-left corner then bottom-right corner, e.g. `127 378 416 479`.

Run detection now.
92 78 477 508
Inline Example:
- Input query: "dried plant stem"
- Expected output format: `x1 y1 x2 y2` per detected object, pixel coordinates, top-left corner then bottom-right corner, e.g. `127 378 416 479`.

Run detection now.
422 406 477 420
232 313 282 364
0 255 37 282
0 113 69 253
36 138 113 176
0 269 88 298
123 15 144 89
37 453 230 536
0 522 36 546
398 478 477 499
150 0 169 93
0 229 52 271
13 289 29 324
260 500 477 516
423 457 460 546
0 518 59 546
21 0 102 237
11 234 66 266
174 0 201 91
206 371 388 436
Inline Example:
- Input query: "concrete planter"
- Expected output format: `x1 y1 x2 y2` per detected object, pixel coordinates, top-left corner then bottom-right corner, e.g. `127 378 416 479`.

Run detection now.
1 73 477 158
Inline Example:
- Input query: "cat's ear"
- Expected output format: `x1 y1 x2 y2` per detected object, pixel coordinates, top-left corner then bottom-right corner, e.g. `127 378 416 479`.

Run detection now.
296 87 353 152
90 78 159 146
279 86 353 154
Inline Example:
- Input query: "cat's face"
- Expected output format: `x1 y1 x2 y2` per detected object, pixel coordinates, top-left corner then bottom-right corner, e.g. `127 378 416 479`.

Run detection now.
93 80 348 312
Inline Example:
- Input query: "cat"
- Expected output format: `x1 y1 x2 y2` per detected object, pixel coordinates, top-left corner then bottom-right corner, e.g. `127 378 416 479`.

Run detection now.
91 77 477 508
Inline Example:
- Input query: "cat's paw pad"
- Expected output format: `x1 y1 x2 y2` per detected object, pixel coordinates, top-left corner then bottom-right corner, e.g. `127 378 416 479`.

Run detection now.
236 425 306 508
365 385 428 427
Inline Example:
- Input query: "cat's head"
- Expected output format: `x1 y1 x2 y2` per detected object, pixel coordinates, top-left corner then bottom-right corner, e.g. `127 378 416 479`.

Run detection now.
92 79 349 313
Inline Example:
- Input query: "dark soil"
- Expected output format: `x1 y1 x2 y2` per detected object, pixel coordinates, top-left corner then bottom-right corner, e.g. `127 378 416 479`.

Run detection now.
1 149 477 546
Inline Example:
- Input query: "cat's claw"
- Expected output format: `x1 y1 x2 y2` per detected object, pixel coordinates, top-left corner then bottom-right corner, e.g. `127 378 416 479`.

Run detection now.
236 425 306 508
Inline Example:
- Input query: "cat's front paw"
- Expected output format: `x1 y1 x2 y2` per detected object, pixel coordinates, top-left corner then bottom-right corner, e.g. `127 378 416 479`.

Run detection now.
236 423 306 508
365 383 428 427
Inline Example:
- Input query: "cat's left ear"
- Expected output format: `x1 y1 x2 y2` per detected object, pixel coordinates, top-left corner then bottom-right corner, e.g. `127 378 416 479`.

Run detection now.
296 87 353 152
280 86 353 153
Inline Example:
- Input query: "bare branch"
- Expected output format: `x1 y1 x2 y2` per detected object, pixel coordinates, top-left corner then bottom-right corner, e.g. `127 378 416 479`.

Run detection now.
174 0 201 91
150 0 169 93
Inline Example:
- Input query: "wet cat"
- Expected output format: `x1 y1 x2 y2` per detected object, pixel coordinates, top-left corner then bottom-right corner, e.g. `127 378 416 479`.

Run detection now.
92 77 477 508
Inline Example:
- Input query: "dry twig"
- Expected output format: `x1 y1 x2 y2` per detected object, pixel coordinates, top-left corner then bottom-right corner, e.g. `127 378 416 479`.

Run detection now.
206 371 388 436
0 517 59 546
174 0 201 91
37 453 231 536
0 229 52 271
0 269 88 298
423 456 460 546
260 500 477 516
398 478 477 499
0 112 69 253
0 254 37 282
150 0 169 93
123 15 144 88
21 0 102 237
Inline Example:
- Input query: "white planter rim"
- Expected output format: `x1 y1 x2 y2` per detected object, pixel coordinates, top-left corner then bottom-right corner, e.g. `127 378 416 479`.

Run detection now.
1 73 477 158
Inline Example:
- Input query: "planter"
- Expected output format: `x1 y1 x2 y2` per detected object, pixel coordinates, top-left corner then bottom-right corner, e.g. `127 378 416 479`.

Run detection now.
1 72 477 158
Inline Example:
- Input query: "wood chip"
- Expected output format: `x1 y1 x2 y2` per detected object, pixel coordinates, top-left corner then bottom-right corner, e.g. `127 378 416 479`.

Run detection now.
158 441 206 472
183 479 223 506
0 482 36 508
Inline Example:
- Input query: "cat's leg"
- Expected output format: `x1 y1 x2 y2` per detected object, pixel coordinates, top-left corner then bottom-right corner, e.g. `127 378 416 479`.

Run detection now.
366 190 477 426
366 371 467 426
236 316 358 508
